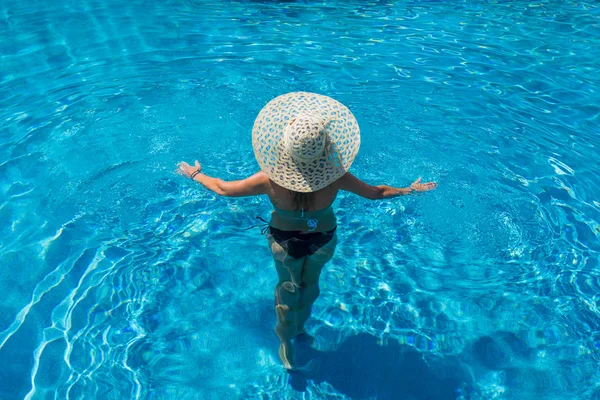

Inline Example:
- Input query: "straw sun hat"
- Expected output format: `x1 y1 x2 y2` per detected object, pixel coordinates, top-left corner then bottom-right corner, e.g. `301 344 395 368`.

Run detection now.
252 92 360 193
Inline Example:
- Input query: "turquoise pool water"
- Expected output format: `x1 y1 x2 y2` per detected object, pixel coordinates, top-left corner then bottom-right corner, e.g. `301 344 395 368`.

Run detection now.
1 0 599 399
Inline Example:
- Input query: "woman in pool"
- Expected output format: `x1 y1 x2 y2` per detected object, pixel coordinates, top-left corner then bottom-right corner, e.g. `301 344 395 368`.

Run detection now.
177 92 436 370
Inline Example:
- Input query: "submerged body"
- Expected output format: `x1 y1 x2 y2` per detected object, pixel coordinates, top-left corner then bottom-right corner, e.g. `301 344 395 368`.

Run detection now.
266 184 339 369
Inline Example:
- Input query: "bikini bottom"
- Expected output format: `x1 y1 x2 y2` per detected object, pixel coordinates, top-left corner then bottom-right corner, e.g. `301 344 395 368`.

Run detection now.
269 226 337 259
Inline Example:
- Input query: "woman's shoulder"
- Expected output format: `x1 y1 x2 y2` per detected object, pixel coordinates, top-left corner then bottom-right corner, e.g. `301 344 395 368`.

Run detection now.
331 172 353 189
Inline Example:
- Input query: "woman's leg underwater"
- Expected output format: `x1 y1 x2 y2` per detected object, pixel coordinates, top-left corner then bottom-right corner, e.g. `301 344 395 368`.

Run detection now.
269 237 305 369
297 234 337 334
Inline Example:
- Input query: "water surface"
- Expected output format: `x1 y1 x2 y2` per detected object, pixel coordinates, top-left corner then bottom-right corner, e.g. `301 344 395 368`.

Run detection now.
1 1 599 399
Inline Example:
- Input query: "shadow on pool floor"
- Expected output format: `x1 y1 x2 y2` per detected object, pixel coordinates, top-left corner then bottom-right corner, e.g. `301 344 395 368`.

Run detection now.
292 333 470 400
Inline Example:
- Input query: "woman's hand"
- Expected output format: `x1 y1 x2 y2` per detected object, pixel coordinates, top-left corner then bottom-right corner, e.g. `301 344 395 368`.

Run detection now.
410 177 437 192
177 160 201 178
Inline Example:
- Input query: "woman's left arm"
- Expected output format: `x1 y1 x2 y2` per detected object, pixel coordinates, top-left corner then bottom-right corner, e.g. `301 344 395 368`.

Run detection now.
177 160 269 197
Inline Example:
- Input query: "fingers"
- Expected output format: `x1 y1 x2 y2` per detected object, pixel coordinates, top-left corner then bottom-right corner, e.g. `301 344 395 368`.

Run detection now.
177 161 190 177
195 160 201 169
412 181 437 191
420 182 437 191
413 177 422 185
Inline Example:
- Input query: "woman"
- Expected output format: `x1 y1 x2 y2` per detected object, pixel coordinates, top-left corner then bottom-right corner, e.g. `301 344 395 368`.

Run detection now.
178 92 436 370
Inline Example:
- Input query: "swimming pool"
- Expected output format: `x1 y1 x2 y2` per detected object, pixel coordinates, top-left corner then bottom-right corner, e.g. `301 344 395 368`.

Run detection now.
1 0 599 398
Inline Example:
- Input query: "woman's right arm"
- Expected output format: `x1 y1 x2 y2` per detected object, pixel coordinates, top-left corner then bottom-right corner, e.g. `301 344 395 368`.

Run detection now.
177 160 270 197
337 172 437 200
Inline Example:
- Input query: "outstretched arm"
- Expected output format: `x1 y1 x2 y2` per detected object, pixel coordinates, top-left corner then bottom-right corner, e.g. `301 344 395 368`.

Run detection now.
177 160 269 197
337 172 437 200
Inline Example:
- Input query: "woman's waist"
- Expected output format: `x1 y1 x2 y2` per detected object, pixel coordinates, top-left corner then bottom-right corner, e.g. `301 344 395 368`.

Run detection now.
269 208 337 233
273 205 334 218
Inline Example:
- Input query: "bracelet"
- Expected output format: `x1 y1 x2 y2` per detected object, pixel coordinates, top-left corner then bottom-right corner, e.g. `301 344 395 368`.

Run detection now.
190 169 202 179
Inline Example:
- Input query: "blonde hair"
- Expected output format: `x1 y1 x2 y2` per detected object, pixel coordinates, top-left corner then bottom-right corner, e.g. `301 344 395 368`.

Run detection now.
290 191 313 211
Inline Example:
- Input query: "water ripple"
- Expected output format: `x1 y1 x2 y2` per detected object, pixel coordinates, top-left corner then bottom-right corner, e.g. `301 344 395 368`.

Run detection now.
1 0 600 399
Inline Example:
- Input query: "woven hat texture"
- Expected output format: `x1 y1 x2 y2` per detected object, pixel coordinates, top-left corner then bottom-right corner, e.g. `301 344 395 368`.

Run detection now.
252 92 360 192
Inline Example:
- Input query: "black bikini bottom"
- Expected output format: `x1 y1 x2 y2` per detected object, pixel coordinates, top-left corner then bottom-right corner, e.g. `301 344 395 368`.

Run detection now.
269 226 337 259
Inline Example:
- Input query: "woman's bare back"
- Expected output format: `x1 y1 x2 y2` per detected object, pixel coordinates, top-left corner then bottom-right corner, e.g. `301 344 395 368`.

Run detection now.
266 179 339 211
